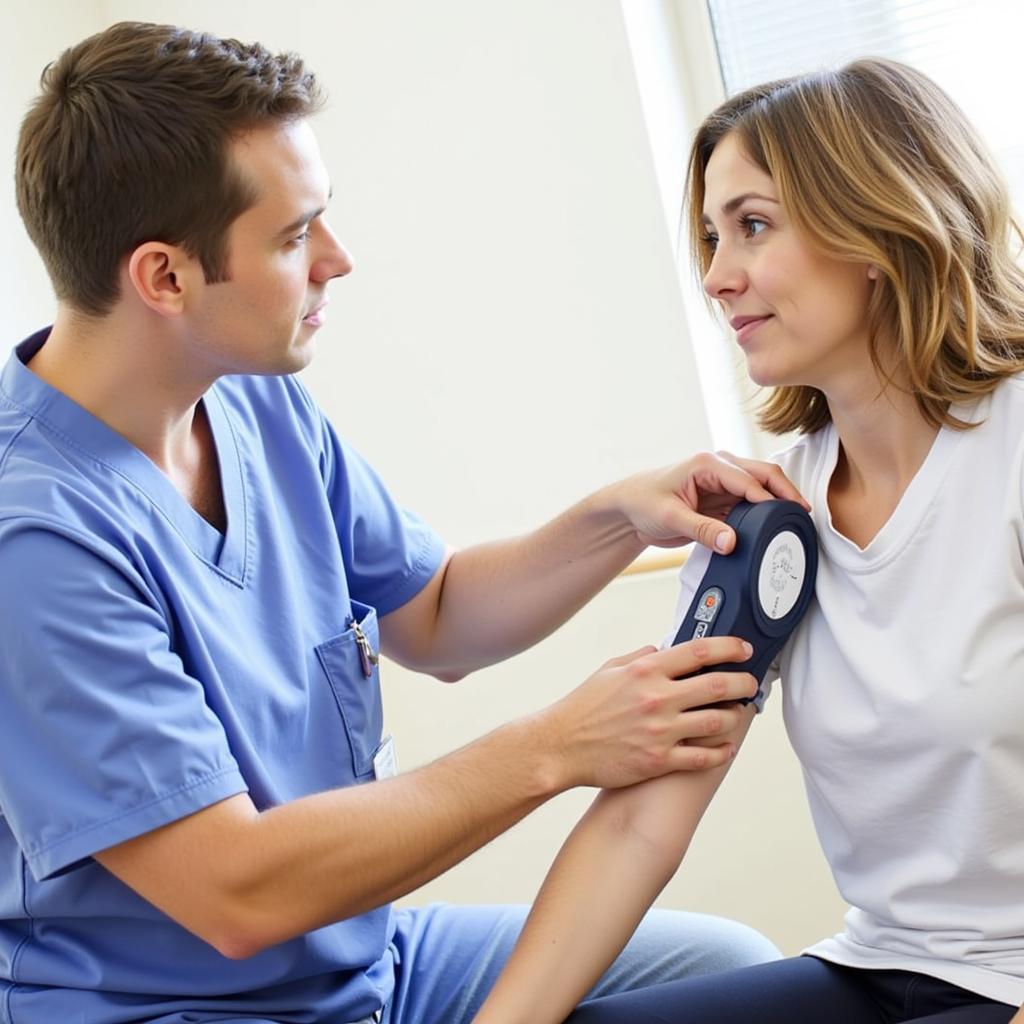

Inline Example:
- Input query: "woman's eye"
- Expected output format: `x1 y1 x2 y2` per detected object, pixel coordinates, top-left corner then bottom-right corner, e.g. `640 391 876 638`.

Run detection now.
740 215 767 238
701 232 719 252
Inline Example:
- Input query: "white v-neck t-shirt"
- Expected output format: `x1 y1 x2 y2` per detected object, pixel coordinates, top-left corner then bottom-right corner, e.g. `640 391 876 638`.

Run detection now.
669 375 1024 1005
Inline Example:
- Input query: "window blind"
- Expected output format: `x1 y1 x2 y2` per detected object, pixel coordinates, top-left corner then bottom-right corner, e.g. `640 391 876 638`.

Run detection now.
705 0 1024 207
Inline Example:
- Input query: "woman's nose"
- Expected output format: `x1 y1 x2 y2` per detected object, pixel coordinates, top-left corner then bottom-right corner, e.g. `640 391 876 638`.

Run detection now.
702 246 745 300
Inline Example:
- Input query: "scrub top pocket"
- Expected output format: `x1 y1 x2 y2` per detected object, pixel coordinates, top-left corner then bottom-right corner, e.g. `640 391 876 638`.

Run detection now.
315 601 384 779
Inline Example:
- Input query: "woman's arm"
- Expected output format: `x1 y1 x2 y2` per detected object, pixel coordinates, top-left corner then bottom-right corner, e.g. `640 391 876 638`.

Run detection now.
472 704 757 1024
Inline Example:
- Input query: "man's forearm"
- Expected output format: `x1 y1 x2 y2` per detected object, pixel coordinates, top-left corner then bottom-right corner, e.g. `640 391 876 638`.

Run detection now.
99 714 563 959
232 717 563 950
382 453 808 678
97 638 757 960
437 526 640 672
397 487 646 676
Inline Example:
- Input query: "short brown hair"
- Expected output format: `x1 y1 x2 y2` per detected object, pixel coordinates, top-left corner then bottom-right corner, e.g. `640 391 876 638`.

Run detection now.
686 58 1024 435
16 21 325 316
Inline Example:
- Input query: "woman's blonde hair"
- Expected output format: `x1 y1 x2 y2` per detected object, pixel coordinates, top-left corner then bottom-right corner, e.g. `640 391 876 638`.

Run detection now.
686 57 1024 434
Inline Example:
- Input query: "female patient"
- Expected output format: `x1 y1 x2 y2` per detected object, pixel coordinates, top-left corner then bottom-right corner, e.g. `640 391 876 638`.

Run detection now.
473 58 1024 1024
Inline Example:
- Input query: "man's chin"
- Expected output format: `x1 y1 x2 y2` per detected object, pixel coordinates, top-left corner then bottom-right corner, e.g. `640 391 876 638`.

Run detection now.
281 335 317 374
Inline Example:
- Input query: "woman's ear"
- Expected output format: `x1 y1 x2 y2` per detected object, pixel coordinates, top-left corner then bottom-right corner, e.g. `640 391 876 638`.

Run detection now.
867 264 880 280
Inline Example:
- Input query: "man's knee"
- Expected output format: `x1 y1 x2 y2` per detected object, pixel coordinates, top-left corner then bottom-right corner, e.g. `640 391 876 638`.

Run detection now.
591 908 781 997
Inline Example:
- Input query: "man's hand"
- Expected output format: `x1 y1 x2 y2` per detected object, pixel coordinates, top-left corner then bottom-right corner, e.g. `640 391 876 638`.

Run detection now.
382 452 805 680
95 635 758 959
605 450 809 555
536 635 758 791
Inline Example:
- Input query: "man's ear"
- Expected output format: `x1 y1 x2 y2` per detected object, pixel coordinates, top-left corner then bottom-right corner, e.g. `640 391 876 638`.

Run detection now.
126 242 197 317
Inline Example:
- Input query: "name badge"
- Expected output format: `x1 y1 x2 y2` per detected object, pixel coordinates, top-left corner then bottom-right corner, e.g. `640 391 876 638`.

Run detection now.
373 734 399 780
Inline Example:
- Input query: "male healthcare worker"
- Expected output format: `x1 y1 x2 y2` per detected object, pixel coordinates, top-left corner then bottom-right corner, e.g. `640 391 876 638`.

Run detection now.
0 21 798 1024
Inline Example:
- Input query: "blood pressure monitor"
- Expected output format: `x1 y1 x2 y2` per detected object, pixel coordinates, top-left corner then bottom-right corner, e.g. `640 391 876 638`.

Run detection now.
671 499 818 699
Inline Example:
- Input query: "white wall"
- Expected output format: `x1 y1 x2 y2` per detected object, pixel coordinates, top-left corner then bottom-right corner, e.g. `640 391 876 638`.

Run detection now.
0 1 103 343
2 0 844 956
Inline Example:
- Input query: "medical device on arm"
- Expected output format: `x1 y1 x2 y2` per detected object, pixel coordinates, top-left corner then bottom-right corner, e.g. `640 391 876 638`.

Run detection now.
671 499 818 701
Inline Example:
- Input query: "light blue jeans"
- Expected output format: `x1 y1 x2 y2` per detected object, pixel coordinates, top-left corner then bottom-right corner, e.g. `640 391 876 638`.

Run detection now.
383 903 781 1024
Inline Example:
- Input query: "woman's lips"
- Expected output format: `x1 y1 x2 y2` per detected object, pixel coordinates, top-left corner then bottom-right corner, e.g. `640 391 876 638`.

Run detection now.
730 314 772 344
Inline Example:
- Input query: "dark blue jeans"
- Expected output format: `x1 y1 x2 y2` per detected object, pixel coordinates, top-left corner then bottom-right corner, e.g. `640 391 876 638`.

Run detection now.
566 956 1017 1023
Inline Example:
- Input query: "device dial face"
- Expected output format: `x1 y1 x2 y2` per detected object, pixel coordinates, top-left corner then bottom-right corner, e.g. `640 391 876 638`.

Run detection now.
756 529 806 620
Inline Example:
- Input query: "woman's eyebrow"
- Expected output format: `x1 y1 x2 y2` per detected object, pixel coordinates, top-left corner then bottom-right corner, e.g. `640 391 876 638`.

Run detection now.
701 191 779 224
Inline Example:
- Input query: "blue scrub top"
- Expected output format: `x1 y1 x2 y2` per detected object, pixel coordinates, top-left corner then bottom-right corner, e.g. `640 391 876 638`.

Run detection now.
0 329 447 1023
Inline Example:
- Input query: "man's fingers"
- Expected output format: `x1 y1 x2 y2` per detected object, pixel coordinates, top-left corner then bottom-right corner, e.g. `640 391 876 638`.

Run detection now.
654 635 753 680
710 455 777 505
603 645 659 669
673 704 746 742
677 669 758 710
715 450 810 510
641 637 758 708
672 509 737 553
668 742 736 772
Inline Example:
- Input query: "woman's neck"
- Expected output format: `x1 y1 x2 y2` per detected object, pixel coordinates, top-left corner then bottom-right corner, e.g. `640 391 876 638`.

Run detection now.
824 377 941 549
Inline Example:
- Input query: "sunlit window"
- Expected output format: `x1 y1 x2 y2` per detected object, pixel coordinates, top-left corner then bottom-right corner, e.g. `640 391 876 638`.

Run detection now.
707 0 1024 208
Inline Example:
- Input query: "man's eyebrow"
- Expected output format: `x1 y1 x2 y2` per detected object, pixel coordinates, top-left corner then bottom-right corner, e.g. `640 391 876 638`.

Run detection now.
701 191 778 224
275 186 333 239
